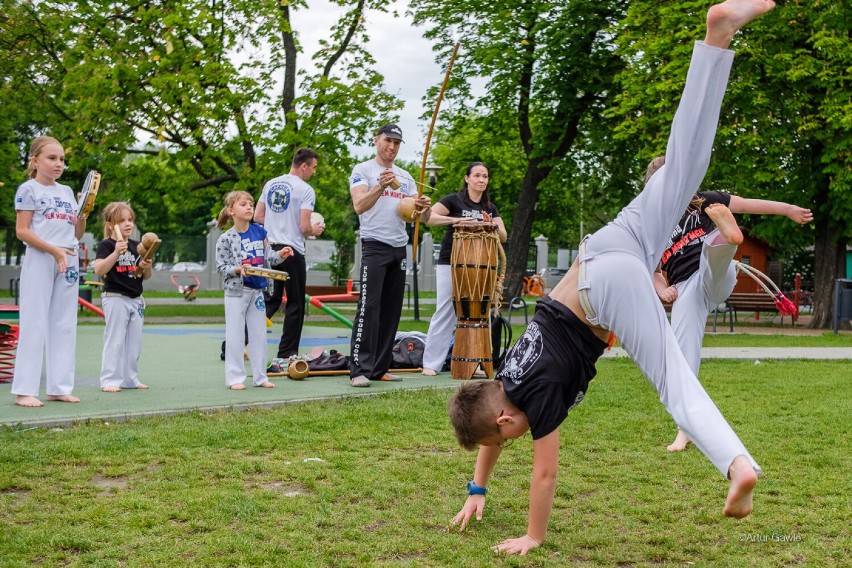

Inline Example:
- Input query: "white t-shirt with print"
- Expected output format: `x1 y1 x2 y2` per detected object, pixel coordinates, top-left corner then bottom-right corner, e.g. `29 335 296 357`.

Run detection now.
14 179 79 248
259 173 316 256
349 159 417 248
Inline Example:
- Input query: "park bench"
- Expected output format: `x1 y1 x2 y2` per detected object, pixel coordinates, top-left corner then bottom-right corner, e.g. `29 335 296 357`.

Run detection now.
724 292 792 326
660 299 735 332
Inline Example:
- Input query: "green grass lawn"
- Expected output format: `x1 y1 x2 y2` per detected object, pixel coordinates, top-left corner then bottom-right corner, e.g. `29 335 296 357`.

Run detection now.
1 359 849 566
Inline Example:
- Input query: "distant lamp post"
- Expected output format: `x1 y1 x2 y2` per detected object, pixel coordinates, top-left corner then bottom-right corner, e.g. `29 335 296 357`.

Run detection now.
424 164 443 191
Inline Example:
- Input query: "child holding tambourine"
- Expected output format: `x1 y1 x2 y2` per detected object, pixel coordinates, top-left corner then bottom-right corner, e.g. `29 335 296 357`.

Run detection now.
215 191 291 390
93 202 152 393
11 136 88 407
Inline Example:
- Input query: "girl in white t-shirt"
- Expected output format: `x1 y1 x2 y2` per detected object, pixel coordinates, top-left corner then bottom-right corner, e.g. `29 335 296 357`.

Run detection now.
11 136 87 407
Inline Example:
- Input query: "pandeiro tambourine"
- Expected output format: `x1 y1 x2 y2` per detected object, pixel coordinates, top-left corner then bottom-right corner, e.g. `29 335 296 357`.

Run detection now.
76 170 102 221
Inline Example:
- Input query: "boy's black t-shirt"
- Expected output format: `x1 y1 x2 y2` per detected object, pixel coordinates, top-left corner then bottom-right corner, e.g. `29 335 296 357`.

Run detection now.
436 192 501 265
96 238 143 298
499 296 607 440
660 190 732 286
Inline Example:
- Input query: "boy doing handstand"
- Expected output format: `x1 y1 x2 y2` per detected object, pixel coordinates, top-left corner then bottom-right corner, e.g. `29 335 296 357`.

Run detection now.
447 0 775 556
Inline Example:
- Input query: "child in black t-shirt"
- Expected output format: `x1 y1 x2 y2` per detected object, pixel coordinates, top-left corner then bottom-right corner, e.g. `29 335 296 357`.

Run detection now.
447 1 776 555
93 202 152 392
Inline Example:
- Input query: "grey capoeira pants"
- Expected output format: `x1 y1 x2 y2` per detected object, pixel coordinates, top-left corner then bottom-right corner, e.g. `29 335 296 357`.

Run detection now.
12 247 79 397
423 265 454 372
224 289 269 387
671 233 738 375
100 293 146 389
579 41 760 477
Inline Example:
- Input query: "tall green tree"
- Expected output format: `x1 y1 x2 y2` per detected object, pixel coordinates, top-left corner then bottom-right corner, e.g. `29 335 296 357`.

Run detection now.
611 0 851 328
410 0 629 296
0 0 401 253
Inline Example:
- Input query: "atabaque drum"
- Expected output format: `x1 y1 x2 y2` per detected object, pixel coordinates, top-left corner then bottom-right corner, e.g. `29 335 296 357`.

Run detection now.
450 224 500 379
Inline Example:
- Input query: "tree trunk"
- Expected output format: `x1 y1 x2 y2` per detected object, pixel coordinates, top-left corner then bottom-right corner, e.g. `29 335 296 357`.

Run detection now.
809 223 845 329
504 159 547 300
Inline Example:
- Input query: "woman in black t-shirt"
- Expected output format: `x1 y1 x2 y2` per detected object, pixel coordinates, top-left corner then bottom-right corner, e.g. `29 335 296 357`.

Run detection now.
421 162 507 376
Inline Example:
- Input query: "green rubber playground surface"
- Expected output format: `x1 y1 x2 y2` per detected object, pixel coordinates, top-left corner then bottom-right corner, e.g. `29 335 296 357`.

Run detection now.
0 324 458 428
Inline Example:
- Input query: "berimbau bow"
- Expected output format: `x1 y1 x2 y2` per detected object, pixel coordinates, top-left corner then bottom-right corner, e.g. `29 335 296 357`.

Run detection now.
412 42 461 266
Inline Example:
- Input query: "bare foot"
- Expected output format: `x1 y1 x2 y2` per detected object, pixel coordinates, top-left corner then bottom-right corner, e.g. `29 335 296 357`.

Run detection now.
705 0 775 49
101 387 122 393
667 430 691 452
229 384 246 390
705 203 743 246
421 368 437 377
243 349 250 361
136 384 149 390
46 394 80 403
256 381 275 388
724 455 758 518
15 395 44 407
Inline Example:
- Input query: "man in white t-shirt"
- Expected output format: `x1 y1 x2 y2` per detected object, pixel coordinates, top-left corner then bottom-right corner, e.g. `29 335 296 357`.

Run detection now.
348 123 432 387
255 148 324 359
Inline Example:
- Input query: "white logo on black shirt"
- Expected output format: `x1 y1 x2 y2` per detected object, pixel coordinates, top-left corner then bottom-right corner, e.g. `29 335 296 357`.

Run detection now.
502 322 543 383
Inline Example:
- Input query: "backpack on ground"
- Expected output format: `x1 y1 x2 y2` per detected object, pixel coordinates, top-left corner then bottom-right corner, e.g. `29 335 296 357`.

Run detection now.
307 349 349 371
392 334 425 368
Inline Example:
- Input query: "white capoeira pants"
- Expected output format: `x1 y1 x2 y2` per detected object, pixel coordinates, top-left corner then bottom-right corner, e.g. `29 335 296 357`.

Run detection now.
671 233 738 375
224 289 269 387
579 41 760 477
100 293 145 389
12 247 79 397
422 265 455 372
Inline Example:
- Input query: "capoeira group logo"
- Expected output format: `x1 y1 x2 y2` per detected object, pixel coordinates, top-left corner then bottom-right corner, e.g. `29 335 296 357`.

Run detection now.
254 295 265 311
64 265 79 284
501 321 543 384
267 182 292 213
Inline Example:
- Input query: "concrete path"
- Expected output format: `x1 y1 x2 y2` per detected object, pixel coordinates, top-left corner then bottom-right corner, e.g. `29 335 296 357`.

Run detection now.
2 324 849 429
602 347 852 360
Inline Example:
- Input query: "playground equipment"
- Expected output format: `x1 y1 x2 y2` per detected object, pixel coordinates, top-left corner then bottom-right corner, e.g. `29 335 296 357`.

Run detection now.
308 279 360 303
78 297 105 318
522 274 547 297
171 273 201 301
305 294 353 328
0 306 20 382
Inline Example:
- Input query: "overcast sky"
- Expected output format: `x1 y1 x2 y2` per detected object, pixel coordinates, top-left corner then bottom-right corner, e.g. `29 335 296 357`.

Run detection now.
290 1 446 163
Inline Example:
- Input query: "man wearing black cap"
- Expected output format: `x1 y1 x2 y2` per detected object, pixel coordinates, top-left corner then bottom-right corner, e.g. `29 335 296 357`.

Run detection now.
347 123 431 387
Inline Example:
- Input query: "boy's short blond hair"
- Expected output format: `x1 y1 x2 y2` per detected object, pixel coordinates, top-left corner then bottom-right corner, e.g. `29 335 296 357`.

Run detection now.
447 380 503 450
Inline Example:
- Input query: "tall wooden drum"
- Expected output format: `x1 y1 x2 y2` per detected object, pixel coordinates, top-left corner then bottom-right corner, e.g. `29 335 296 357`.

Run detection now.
450 224 502 379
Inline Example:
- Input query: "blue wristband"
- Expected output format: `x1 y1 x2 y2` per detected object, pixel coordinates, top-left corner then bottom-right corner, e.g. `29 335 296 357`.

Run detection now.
467 481 487 496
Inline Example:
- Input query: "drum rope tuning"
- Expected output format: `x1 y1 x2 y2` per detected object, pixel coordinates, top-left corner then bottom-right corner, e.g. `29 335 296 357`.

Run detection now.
449 225 506 379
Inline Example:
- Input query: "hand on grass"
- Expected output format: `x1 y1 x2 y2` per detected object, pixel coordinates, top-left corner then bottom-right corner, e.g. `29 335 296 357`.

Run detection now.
450 495 485 531
491 534 541 555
